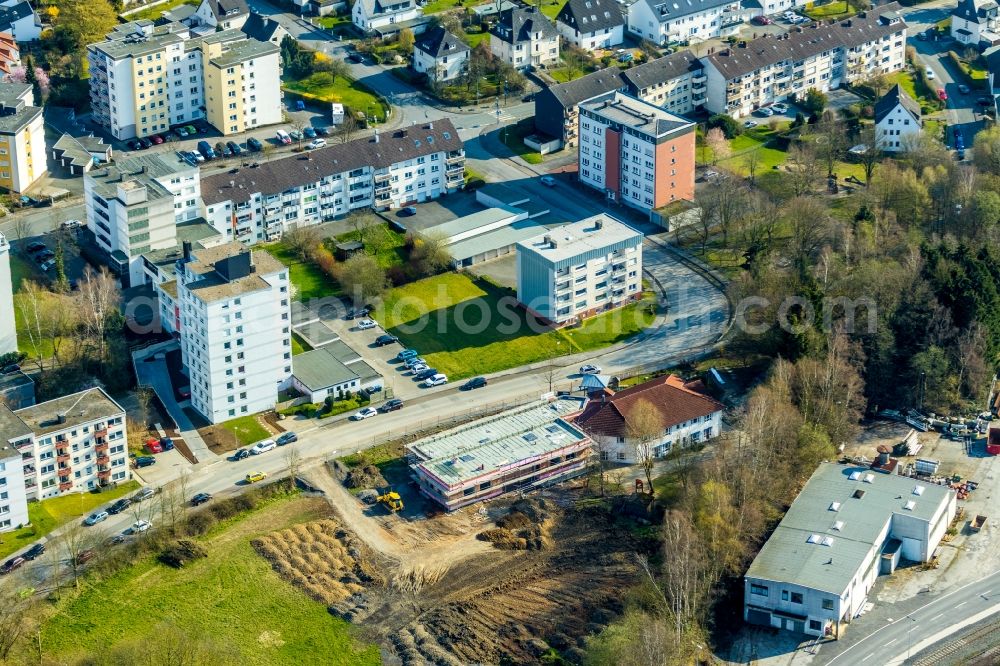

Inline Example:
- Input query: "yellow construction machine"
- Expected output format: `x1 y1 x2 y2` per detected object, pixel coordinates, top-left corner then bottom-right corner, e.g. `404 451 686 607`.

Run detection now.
376 490 404 513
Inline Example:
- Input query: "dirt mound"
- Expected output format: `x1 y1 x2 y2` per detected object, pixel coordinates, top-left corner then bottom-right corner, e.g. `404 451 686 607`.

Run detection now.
478 499 553 550
158 539 208 568
252 518 385 609
344 464 387 490
476 528 528 550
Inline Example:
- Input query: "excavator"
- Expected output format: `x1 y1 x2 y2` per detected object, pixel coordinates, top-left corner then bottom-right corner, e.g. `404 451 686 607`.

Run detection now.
376 490 404 513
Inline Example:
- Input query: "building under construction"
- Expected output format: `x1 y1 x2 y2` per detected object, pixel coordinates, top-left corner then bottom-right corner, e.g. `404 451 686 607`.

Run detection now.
407 397 590 511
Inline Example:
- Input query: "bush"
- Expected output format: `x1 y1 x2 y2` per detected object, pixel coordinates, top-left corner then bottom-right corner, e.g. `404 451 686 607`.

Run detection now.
184 512 216 536
802 88 827 115
158 539 208 568
0 351 25 367
707 113 742 139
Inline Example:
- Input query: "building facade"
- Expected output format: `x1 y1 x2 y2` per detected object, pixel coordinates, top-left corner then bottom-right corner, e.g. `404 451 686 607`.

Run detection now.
627 0 743 45
409 397 590 511
352 0 421 33
200 121 465 243
578 91 696 213
0 443 26 532
874 83 920 152
194 0 250 31
0 0 40 43
88 20 282 140
0 388 129 512
700 5 907 118
84 153 201 287
575 374 723 463
490 6 560 69
0 32 19 76
157 243 291 424
0 82 44 194
0 231 15 355
951 0 1000 47
556 0 625 50
413 27 469 82
516 214 642 325
744 463 956 638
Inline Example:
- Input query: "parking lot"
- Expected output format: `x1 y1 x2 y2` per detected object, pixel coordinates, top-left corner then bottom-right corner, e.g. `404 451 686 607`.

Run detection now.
9 224 90 290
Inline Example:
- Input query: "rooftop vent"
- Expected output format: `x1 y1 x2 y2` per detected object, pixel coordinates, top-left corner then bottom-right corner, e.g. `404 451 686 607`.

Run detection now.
807 534 822 544
829 501 841 511
853 489 865 499
913 485 925 496
832 520 844 531
849 471 861 481
863 473 875 484
904 500 916 511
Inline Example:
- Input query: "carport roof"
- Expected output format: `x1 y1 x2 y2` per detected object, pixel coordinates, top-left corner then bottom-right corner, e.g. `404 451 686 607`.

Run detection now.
446 218 550 263
292 348 359 392
347 359 382 383
423 206 520 243
293 320 340 347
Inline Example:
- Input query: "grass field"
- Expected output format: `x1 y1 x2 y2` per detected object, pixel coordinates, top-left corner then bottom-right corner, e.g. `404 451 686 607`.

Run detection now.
0 481 139 560
888 71 920 105
499 121 543 164
804 0 853 20
465 28 489 49
265 243 340 301
291 332 312 356
379 273 656 379
220 415 270 447
37 496 380 666
540 0 566 18
126 0 198 21
334 224 408 270
283 74 388 121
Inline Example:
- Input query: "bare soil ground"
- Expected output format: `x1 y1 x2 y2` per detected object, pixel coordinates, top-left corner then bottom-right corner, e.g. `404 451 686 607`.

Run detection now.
256 461 638 664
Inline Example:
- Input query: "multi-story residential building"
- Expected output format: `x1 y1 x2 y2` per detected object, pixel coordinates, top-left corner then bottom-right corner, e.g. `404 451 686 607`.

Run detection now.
200 120 465 243
0 82 43 194
194 0 250 31
556 0 625 50
577 91 695 213
700 4 907 118
952 0 1000 47
156 243 291 424
516 213 642 325
0 231 15 355
576 374 723 463
0 32 20 76
88 20 282 140
352 0 421 34
490 6 560 70
627 0 743 45
84 153 201 287
744 463 956 638
413 27 469 83
0 0 40 43
0 388 128 510
874 83 920 152
0 441 26 532
534 49 704 148
409 396 590 511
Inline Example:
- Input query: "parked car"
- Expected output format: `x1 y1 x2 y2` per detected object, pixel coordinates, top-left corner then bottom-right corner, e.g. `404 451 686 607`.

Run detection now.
462 376 488 390
579 364 602 375
197 140 215 159
249 439 276 455
39 259 55 272
247 137 263 152
174 127 189 138
978 96 995 106
227 141 242 155
132 487 156 503
276 431 298 446
346 53 363 64
365 384 383 395
275 129 292 145
25 241 46 254
374 334 398 346
35 249 54 262
954 128 965 149
61 219 82 230
215 142 230 157
353 406 378 420
131 520 152 533
233 448 251 461
191 492 213 506
926 67 935 80
397 349 419 361
356 318 377 330
184 125 197 135
150 134 164 145
73 549 96 566
938 88 947 101
0 557 24 575
296 100 306 111
540 175 557 187
188 150 205 163
316 126 330 136
398 206 417 217
743 120 758 129
135 455 157 468
409 363 429 375
289 129 302 141
422 373 448 387
245 471 267 484
379 398 404 413
84 510 109 526
751 15 772 25
138 137 153 149
1 363 19 374
307 138 326 150
755 106 774 117
23 543 45 561
771 102 788 113
959 84 971 95
303 126 317 138
107 498 132 515
414 367 438 381
403 356 426 369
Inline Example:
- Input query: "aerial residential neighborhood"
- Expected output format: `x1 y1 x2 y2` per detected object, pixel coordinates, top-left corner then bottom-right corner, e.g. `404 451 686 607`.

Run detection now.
3 0 1000 662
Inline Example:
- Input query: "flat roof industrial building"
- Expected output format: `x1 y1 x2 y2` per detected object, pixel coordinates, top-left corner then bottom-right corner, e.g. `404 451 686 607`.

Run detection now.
408 397 590 510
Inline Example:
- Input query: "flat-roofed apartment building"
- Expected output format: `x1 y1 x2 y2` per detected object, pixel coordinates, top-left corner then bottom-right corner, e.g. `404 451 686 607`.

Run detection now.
200 121 465 243
0 388 128 520
408 397 590 511
0 231 15 355
744 463 956 639
0 82 44 194
701 3 906 118
578 91 695 213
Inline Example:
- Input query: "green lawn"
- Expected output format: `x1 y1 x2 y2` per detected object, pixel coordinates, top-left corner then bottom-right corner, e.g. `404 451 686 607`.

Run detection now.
888 71 920 104
422 0 477 12
220 415 270 447
283 74 389 121
291 332 312 356
377 273 656 379
37 497 380 666
334 224 407 270
465 28 490 49
540 0 566 19
499 121 543 164
264 243 340 301
804 0 853 20
0 481 139 560
125 0 198 21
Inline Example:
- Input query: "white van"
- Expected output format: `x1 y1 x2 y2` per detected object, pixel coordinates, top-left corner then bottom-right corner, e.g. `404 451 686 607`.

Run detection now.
276 129 291 145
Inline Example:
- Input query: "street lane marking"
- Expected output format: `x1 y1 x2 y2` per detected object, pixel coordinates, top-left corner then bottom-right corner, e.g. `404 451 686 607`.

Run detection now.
956 601 968 608
861 652 875 662
886 639 897 646
930 613 944 622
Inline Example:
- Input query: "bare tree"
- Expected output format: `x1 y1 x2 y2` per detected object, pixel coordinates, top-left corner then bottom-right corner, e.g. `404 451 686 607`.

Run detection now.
337 112 360 144
625 398 664 492
135 387 153 430
9 214 33 241
746 146 760 185
786 142 824 196
76 266 121 369
704 127 730 166
285 445 301 492
61 521 104 588
290 118 308 148
0 584 33 660
338 253 388 304
857 124 882 185
283 226 322 261
812 110 847 177
348 211 377 245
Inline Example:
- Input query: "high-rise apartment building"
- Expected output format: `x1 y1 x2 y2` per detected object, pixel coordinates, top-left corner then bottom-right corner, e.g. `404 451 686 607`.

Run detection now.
0 231 15 355
0 82 44 193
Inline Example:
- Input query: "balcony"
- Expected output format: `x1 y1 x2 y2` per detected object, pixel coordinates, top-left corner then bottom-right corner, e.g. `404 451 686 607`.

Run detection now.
12 439 31 451
22 464 35 476
95 440 109 452
374 172 390 183
56 453 70 463
97 455 110 466
59 480 73 492
692 83 706 94
57 467 72 478
446 154 464 165
98 470 111 481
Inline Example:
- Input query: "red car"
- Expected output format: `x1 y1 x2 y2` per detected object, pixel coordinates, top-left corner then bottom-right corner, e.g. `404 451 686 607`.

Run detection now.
150 134 164 145
752 15 772 25
938 88 948 101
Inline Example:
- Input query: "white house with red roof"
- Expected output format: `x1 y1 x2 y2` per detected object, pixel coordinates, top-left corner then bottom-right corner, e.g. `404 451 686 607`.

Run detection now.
575 374 723 463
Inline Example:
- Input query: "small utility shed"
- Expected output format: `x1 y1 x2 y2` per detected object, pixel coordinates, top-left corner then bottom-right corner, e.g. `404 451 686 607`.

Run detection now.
291 348 360 402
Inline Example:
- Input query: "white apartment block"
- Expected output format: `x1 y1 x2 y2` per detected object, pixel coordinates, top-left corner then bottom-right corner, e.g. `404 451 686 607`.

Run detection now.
952 0 1000 47
490 6 560 70
88 20 281 140
874 83 921 152
744 463 956 639
200 121 465 243
84 154 201 288
194 0 250 31
0 232 15 355
0 388 128 515
0 82 45 194
627 0 744 45
0 444 27 532
157 243 291 424
516 214 642 325
700 4 906 118
0 0 41 43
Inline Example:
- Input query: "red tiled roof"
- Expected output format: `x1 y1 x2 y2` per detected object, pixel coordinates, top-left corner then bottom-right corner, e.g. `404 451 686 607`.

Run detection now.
575 374 723 438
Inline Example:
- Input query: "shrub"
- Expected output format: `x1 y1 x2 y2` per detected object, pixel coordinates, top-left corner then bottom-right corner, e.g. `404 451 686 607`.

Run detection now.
707 113 742 139
184 512 216 536
0 351 25 367
159 539 208 568
802 88 827 115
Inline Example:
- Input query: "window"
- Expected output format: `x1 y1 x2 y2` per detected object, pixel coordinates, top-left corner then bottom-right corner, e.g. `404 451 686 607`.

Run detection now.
791 592 803 604
809 620 822 632
750 583 768 597
822 598 834 611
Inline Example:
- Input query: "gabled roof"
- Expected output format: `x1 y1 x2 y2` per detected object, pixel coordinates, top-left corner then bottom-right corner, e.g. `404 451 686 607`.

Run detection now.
953 0 998 24
358 0 416 18
415 26 470 58
491 6 558 44
575 374 723 438
203 0 249 21
874 84 920 124
0 1 36 33
543 67 627 108
556 0 624 33
621 49 702 91
640 0 733 24
240 11 284 42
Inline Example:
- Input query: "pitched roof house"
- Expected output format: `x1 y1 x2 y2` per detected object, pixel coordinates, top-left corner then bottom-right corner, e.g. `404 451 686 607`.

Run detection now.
413 26 470 82
556 0 625 50
195 0 250 30
874 84 921 152
352 0 422 34
240 11 287 44
951 0 1000 46
490 6 560 69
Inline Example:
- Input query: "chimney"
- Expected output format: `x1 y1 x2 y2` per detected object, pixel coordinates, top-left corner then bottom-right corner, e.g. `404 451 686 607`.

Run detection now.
374 128 379 143
428 121 433 129
550 239 558 249
595 218 603 230
543 234 551 245
183 240 193 261
876 445 891 466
